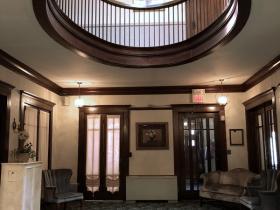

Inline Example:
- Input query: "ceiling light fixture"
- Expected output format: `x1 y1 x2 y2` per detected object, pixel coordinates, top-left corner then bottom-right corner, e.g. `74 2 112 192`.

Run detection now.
217 79 228 106
74 82 84 108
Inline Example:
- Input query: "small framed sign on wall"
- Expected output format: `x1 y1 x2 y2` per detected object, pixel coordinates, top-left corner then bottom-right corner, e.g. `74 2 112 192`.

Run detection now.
229 129 244 146
136 122 169 150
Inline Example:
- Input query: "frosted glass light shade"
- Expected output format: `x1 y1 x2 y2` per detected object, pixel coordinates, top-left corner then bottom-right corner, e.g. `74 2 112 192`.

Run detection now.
217 95 228 105
74 98 84 107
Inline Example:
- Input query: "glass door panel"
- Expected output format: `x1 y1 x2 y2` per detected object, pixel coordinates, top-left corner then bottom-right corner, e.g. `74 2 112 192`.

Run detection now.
86 115 101 193
39 110 50 170
248 103 279 173
24 106 38 153
24 106 51 169
85 113 125 200
106 115 120 193
181 113 218 197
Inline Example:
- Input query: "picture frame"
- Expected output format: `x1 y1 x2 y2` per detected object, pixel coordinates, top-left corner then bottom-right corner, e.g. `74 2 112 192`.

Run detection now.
136 122 169 150
229 129 244 146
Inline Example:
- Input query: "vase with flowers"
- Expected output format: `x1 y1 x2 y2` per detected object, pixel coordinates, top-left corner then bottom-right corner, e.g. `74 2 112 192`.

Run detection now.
11 130 36 162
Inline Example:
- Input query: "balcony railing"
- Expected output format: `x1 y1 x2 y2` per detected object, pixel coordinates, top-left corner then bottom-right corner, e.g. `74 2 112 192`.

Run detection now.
35 0 249 67
54 0 230 47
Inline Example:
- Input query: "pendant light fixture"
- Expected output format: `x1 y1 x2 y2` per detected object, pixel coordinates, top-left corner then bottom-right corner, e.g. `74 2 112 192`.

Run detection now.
74 82 84 108
217 79 228 105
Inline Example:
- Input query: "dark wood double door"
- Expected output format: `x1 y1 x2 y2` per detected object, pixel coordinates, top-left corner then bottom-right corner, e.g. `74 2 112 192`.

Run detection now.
173 106 228 199
246 102 279 173
78 106 129 200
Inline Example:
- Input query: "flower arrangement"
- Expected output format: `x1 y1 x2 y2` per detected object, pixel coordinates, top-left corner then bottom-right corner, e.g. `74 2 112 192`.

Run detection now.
19 142 36 159
145 129 157 141
11 129 36 162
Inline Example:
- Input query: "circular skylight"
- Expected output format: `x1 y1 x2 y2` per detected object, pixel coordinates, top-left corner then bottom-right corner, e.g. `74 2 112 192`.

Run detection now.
111 0 177 8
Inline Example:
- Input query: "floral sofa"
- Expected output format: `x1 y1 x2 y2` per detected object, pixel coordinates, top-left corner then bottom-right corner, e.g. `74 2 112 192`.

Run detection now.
199 168 258 204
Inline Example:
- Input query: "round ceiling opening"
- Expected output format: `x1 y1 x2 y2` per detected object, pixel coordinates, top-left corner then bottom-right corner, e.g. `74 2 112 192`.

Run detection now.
108 0 178 8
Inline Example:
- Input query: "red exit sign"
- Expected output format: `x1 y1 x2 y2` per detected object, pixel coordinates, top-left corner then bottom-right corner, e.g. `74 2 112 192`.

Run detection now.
192 89 205 104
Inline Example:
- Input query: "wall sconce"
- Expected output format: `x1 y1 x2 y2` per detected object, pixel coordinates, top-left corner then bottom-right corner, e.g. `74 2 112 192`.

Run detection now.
217 79 228 106
12 118 21 131
74 82 84 108
12 118 17 130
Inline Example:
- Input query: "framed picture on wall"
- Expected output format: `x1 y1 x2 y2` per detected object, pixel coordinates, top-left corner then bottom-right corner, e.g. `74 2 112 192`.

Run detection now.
229 129 244 146
136 122 169 150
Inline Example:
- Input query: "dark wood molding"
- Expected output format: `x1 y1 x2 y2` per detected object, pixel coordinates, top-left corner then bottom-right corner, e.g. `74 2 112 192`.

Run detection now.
243 88 275 110
243 55 280 91
0 80 15 92
0 81 14 166
0 49 62 95
20 91 56 112
62 85 244 95
1 48 280 96
33 0 250 68
171 103 226 112
20 90 55 169
130 106 172 110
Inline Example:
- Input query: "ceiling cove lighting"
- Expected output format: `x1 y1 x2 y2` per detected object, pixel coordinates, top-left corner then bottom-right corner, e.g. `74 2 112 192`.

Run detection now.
74 82 84 108
217 79 228 106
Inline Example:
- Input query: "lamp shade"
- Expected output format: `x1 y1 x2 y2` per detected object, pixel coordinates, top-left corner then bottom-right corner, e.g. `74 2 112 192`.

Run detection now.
74 98 84 108
217 95 228 105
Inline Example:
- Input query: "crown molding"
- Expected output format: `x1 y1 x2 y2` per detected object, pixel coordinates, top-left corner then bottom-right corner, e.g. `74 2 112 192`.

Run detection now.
243 55 280 90
1 50 280 95
61 85 244 95
0 50 62 95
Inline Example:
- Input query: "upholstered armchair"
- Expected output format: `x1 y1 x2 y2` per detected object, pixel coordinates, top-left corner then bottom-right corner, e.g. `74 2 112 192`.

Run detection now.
240 170 280 210
42 169 84 210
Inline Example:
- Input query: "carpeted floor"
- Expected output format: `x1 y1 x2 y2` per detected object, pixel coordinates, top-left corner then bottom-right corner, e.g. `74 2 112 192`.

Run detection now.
63 201 237 210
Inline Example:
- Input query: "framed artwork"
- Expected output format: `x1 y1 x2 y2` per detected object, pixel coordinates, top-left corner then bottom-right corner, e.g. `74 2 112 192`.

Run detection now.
136 122 169 150
229 129 244 146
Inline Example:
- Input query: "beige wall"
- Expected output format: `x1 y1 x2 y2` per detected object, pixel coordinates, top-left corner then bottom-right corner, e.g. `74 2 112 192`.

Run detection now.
8 65 280 182
0 66 61 162
54 93 248 181
129 110 174 175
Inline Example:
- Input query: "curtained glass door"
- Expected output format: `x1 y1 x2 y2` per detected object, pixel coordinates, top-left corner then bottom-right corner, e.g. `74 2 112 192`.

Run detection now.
85 113 126 200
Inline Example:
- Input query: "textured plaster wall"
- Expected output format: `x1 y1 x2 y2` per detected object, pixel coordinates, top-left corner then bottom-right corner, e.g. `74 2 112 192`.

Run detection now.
0 66 61 163
55 93 248 181
6 65 279 182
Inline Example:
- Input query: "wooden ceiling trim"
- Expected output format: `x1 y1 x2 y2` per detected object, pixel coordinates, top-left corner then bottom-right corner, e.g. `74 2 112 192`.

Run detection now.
1 50 280 95
0 50 62 95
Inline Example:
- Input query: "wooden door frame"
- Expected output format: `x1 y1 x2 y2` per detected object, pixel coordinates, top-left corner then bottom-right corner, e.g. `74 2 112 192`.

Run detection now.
78 105 130 200
20 91 55 169
172 104 228 200
244 88 278 172
0 81 14 165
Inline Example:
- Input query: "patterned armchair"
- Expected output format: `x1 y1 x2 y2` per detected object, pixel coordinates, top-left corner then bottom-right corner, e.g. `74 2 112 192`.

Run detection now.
42 169 84 210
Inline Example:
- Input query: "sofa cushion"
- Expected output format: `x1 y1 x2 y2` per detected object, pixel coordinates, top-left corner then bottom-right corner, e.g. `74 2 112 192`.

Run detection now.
203 184 245 196
220 168 256 187
206 171 221 185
